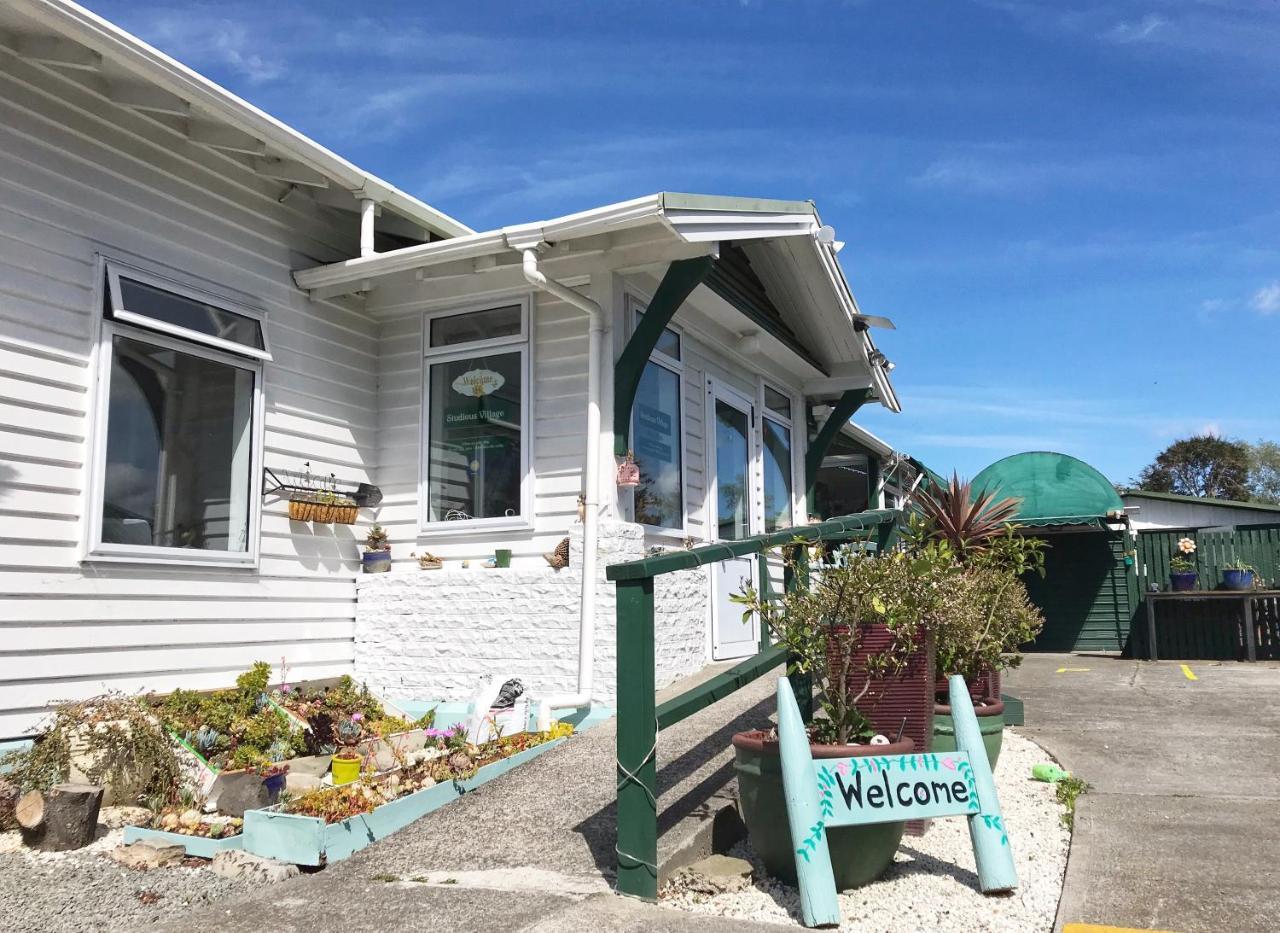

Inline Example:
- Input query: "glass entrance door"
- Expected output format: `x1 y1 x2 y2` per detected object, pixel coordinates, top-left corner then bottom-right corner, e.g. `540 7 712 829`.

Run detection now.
708 381 760 660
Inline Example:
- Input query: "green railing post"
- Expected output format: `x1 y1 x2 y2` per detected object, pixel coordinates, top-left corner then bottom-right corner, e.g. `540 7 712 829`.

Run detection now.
781 544 814 723
615 576 658 900
757 552 772 653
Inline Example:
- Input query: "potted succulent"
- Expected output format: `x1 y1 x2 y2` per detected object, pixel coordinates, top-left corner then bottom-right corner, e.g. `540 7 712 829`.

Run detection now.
1170 537 1198 591
330 715 364 785
730 545 954 889
1222 558 1256 591
362 524 391 574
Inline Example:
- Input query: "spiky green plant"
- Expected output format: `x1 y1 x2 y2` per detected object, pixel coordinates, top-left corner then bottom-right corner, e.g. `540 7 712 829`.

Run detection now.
912 473 1021 561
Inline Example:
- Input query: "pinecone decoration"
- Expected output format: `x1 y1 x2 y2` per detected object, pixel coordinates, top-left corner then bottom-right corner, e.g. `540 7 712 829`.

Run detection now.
544 536 570 569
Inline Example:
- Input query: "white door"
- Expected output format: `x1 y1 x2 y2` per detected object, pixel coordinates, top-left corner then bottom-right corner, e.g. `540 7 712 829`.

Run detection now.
707 380 761 660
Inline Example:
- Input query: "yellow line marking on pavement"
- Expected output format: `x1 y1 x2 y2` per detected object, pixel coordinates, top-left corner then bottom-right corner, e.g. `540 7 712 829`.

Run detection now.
1181 664 1197 681
1056 667 1091 673
1063 924 1181 933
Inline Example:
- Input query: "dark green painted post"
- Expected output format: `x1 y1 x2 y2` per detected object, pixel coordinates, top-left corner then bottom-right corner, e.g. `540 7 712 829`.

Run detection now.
804 388 872 507
781 544 814 722
615 576 658 899
867 455 882 510
757 552 772 653
614 256 716 456
875 513 900 555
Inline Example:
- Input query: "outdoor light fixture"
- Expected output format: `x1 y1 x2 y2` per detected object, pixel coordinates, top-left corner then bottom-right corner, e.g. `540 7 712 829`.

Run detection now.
815 224 837 244
737 331 762 355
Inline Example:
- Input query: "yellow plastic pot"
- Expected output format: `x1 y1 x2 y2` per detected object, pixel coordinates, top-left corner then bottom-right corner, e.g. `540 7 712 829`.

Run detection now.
331 755 361 785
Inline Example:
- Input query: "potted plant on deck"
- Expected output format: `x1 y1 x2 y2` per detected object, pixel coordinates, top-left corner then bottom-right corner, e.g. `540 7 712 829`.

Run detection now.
1222 558 1256 592
729 545 955 890
1170 537 1198 591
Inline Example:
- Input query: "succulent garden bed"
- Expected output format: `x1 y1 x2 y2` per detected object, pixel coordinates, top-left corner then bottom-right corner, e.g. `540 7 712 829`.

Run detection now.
245 727 570 865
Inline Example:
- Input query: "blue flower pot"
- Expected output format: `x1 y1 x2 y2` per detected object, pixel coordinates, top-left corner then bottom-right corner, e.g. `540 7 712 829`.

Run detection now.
1170 571 1198 592
1222 569 1255 591
362 550 391 574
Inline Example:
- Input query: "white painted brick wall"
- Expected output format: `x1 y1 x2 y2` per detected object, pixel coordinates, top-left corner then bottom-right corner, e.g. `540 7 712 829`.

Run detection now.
354 521 708 705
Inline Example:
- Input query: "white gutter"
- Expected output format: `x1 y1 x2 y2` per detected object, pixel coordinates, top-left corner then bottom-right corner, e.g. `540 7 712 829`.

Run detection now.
19 0 473 239
520 248 604 726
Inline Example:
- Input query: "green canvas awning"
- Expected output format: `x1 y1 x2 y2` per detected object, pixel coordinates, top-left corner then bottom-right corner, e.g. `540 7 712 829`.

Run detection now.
971 452 1123 528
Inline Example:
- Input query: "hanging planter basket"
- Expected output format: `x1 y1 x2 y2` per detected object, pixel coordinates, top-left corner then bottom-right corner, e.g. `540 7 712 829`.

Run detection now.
288 492 358 525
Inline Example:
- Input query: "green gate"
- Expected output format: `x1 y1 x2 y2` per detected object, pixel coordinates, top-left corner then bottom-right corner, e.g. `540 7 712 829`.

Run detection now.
1023 530 1137 653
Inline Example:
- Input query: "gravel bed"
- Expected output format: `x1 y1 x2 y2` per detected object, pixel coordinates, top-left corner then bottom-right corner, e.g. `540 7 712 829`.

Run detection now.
663 729 1070 932
0 826 259 932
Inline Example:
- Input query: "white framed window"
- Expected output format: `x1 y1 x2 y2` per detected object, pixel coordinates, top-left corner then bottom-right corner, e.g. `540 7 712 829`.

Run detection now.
86 258 268 567
420 297 533 534
760 383 796 533
628 296 686 536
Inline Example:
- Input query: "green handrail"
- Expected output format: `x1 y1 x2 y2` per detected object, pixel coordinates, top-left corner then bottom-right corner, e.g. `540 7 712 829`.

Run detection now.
611 508 903 900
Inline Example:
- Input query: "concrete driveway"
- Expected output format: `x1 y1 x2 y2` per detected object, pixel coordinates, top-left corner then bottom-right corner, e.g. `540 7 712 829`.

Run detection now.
1006 654 1280 933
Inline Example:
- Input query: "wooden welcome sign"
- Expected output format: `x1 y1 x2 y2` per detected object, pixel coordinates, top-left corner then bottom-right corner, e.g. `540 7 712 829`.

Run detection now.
777 674 1017 927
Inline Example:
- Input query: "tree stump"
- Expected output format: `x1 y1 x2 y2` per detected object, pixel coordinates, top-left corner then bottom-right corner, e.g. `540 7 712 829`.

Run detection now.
16 783 104 851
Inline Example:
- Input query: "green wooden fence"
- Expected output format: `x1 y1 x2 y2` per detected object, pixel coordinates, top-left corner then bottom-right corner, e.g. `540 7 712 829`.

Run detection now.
604 508 903 900
1134 526 1280 660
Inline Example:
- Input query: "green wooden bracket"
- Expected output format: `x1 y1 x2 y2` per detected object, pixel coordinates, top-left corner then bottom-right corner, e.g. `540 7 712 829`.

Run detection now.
804 388 873 506
613 255 716 456
615 576 658 900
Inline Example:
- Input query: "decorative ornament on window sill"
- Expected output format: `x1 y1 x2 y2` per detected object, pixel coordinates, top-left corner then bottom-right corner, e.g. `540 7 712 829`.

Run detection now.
616 451 640 488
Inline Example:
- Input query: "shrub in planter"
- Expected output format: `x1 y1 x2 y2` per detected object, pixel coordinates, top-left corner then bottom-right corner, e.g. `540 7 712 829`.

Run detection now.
906 479 1046 770
731 545 957 886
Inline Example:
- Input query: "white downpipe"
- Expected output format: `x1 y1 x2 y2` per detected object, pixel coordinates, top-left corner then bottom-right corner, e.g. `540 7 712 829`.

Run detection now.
520 249 603 728
359 198 377 258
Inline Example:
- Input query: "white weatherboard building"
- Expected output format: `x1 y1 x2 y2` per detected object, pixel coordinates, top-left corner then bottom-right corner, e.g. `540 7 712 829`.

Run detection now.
0 0 903 740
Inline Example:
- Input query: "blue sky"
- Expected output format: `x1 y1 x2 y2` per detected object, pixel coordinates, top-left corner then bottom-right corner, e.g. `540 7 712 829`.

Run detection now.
93 0 1280 485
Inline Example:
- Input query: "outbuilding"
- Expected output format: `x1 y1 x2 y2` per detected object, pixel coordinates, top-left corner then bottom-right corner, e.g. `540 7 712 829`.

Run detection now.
971 452 1137 654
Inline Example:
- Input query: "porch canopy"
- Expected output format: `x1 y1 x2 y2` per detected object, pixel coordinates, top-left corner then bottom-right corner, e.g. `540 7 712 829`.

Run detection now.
294 191 901 476
972 451 1125 529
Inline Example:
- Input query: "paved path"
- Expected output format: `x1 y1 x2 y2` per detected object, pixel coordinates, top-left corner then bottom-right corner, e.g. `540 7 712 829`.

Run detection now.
1006 653 1280 933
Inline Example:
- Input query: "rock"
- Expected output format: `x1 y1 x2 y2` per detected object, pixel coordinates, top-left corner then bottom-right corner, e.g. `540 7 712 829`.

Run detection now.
98 806 152 830
214 776 269 818
210 849 299 884
285 772 321 793
111 841 185 870
677 854 754 894
285 755 332 778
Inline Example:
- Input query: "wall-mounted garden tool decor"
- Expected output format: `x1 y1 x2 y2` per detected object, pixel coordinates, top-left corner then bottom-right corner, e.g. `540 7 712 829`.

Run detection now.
265 463 380 525
777 675 1016 928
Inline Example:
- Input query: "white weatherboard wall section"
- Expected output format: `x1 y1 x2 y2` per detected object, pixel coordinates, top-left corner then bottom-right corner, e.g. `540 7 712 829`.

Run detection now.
0 49 371 738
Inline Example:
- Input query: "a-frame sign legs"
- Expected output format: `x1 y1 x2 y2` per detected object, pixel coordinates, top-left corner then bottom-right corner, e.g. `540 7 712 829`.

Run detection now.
949 674 1018 894
777 675 1018 928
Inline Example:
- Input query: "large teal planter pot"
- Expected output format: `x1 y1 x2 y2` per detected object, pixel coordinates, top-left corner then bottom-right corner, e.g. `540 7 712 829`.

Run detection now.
932 699 1004 769
732 730 912 890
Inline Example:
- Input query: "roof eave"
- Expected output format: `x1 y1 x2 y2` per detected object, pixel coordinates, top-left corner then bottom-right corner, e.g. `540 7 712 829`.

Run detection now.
18 0 473 239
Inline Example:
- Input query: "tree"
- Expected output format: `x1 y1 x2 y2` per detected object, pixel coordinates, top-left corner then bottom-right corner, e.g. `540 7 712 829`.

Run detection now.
1134 435 1251 500
1248 441 1280 504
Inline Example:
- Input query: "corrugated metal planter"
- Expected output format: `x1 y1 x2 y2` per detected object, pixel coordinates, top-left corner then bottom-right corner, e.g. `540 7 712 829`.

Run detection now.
242 738 564 865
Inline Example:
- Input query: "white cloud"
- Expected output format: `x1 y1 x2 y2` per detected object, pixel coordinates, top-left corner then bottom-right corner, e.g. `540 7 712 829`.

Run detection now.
1250 281 1280 315
1102 13 1167 44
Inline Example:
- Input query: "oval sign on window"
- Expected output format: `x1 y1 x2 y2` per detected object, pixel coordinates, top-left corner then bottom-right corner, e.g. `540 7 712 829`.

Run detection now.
452 368 505 397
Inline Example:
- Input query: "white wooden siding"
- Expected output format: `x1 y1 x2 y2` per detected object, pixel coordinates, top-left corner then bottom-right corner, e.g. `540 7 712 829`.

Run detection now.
0 50 373 738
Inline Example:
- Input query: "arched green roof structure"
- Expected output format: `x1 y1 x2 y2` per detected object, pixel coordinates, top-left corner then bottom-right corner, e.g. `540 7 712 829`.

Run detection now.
971 452 1123 527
